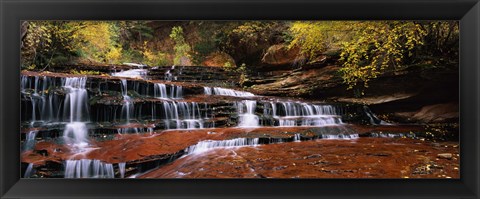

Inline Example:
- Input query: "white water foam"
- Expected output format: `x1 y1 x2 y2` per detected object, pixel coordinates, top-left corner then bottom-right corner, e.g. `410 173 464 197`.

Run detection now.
185 138 260 154
112 69 148 79
64 159 115 178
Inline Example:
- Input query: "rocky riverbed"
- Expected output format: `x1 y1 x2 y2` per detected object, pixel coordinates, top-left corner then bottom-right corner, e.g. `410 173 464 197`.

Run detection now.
20 65 459 179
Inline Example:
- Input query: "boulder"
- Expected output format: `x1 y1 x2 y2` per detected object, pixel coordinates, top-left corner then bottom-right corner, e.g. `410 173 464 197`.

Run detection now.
412 103 459 123
390 103 458 124
261 44 303 66
202 52 236 67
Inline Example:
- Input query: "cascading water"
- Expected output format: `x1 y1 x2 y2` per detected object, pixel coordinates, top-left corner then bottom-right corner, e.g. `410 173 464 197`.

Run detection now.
172 86 183 99
154 83 183 99
263 102 343 127
185 138 260 154
161 101 207 129
23 130 38 151
294 133 301 142
165 65 177 81
119 162 126 178
121 79 133 124
237 100 259 127
21 75 62 124
24 163 34 178
62 77 90 149
111 69 148 79
363 106 390 125
320 134 359 139
63 122 89 148
209 87 255 97
117 127 154 134
203 87 212 95
64 159 115 178
21 66 394 179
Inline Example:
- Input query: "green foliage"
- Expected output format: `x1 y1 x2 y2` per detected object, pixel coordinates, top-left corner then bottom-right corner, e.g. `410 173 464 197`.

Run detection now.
117 21 154 43
169 26 191 65
222 61 236 72
21 20 458 97
338 22 427 90
288 21 437 91
238 63 248 86
141 41 170 66
72 21 124 64
289 21 352 60
222 62 248 85
193 40 217 64
21 21 80 69
21 21 156 69
190 21 239 65
416 21 459 65
222 21 288 63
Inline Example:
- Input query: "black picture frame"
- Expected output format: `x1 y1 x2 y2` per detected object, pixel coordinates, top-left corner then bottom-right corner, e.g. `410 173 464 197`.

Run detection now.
1 0 479 198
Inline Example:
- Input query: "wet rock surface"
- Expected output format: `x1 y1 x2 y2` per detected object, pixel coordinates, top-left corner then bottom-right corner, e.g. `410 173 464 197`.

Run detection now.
21 125 459 178
140 138 459 179
20 65 459 179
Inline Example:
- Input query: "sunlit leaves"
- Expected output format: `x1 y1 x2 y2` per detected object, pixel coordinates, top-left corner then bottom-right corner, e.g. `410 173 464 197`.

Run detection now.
339 21 427 90
289 21 354 60
288 21 429 91
141 41 170 66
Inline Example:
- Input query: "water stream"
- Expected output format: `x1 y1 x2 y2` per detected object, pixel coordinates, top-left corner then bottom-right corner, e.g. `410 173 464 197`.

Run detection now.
62 77 90 149
21 67 390 178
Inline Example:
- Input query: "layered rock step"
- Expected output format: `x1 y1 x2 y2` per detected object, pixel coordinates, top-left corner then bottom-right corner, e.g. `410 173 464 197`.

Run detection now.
20 68 421 179
21 124 426 178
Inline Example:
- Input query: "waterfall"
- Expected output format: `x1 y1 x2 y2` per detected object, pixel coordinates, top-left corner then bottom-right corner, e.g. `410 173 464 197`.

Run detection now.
154 83 168 98
320 134 359 139
111 69 147 79
63 122 89 148
21 75 62 124
197 86 256 97
165 65 177 81
63 77 89 122
237 100 259 127
172 85 183 99
64 159 115 178
263 102 343 127
62 77 90 148
212 87 255 97
30 94 37 124
23 130 38 151
154 83 183 99
185 138 260 154
118 162 126 178
294 133 301 142
204 87 212 95
121 79 133 123
363 106 390 125
122 63 146 68
24 163 34 178
162 101 205 129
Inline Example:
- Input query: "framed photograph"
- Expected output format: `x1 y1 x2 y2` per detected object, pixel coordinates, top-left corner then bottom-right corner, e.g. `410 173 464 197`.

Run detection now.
1 0 479 198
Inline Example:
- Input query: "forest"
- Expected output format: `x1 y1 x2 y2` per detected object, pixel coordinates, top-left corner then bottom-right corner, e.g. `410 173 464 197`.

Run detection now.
21 21 459 179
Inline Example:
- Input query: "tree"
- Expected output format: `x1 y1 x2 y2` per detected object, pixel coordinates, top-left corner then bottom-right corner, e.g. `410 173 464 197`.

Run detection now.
222 21 288 64
289 21 353 60
338 21 427 90
72 21 123 64
288 21 428 91
21 21 81 70
169 26 191 65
